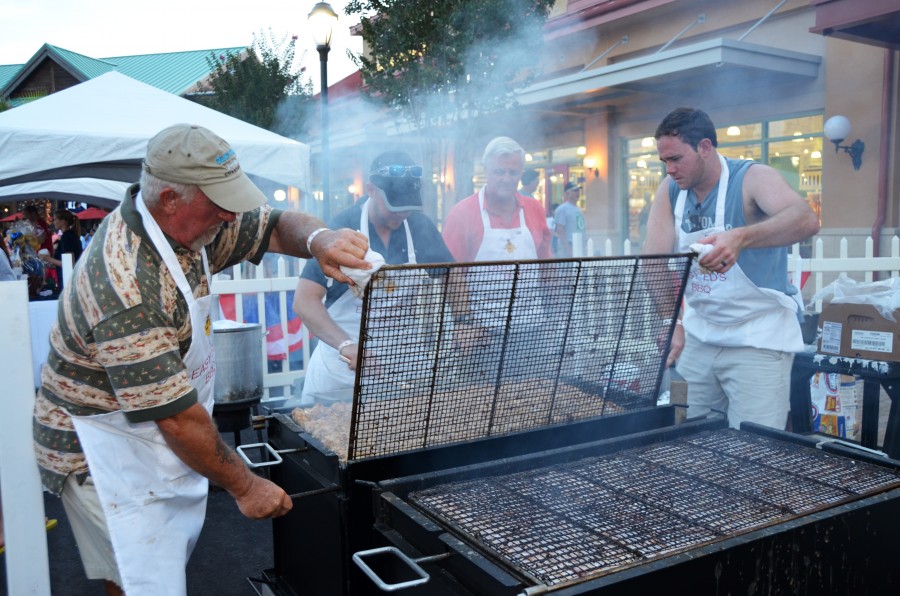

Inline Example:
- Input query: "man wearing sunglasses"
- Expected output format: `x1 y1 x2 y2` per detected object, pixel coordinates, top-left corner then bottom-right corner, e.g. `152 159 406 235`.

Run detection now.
643 107 820 432
293 150 455 404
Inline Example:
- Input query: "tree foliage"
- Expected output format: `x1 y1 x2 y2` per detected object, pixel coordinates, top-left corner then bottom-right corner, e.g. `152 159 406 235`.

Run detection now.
345 0 555 130
0 90 49 113
196 29 313 135
345 0 555 209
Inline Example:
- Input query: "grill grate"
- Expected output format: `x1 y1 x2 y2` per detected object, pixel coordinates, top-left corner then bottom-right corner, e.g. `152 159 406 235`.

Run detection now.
409 429 900 588
342 256 691 460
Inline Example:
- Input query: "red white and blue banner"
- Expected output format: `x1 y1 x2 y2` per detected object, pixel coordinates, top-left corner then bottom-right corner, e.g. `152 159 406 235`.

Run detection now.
219 291 303 360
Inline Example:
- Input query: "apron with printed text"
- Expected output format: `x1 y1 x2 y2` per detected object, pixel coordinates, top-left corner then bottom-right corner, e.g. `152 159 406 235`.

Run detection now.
301 199 419 404
71 192 217 595
676 154 803 352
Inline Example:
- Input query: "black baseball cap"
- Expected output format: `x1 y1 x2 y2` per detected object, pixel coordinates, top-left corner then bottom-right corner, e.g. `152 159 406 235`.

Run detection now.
369 150 423 213
564 181 582 192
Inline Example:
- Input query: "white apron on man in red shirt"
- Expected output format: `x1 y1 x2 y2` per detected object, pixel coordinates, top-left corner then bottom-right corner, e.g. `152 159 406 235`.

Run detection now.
71 192 217 595
471 187 543 328
675 154 804 353
473 187 538 262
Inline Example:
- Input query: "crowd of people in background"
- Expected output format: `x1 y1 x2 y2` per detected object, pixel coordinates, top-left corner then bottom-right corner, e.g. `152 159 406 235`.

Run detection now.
1 205 103 299
293 114 815 436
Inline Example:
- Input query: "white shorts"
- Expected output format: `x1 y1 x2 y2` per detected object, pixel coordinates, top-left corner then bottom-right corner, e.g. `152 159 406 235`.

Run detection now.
675 334 794 430
60 474 123 589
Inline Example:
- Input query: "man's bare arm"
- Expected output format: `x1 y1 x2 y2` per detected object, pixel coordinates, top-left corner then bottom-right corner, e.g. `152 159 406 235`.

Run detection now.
157 403 292 519
293 278 359 369
694 164 819 270
266 212 370 285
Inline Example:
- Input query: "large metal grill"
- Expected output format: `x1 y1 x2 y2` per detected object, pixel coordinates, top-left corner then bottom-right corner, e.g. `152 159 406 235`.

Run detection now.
341 255 692 460
407 428 900 589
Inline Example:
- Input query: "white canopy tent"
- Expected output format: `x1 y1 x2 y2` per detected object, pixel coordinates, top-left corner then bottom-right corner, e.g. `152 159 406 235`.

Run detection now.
0 71 310 209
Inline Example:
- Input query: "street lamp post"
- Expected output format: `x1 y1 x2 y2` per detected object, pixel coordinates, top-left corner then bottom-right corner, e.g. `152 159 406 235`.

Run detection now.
308 1 339 222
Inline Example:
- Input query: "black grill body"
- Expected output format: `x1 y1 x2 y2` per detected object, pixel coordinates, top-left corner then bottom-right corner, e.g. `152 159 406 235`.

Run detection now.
373 421 900 595
262 406 680 595
251 256 898 594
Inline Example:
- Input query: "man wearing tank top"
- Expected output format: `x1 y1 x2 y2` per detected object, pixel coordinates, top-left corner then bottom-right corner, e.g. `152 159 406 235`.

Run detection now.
643 107 820 430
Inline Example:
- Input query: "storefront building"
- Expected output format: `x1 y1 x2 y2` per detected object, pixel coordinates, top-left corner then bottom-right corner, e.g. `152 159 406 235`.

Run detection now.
506 0 897 255
323 0 898 258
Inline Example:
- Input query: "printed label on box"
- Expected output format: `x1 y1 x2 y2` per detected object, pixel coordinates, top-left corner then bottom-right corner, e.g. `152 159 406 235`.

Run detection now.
850 329 893 353
820 321 843 354
809 372 860 441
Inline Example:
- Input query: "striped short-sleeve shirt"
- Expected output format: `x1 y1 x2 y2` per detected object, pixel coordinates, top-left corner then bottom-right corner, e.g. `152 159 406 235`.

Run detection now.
33 184 281 495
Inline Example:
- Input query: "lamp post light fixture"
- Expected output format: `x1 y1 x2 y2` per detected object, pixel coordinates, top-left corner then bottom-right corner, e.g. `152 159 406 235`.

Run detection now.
823 115 865 170
309 1 339 221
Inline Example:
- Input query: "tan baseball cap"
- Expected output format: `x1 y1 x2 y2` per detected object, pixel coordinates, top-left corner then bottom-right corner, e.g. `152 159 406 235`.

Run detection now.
142 124 267 213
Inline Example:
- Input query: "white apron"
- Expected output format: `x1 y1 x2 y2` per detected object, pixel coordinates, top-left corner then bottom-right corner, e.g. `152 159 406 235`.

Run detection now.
301 199 417 404
474 188 538 262
676 155 804 352
71 192 217 595
473 188 541 327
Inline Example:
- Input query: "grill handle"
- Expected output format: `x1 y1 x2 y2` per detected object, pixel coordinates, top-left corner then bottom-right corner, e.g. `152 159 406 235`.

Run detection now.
352 546 447 592
815 437 888 458
236 442 301 468
287 485 341 500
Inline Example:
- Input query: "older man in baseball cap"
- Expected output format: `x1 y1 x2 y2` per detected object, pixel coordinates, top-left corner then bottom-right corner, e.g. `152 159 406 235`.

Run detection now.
142 123 269 212
33 123 370 595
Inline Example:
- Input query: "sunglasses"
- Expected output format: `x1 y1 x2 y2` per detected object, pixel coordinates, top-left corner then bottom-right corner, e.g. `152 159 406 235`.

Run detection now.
372 165 423 178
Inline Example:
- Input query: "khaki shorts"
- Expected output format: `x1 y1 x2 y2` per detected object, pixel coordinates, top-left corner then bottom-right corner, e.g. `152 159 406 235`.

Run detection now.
60 474 123 589
676 334 794 430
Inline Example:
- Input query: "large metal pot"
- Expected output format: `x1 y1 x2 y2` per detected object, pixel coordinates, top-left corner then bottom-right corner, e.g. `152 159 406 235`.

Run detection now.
212 320 263 404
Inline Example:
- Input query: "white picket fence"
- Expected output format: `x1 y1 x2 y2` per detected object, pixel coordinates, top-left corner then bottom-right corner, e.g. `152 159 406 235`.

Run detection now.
211 257 309 401
215 235 900 400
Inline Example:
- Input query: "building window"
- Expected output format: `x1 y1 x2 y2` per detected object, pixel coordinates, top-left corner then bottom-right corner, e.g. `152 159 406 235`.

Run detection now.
623 114 823 248
521 146 586 212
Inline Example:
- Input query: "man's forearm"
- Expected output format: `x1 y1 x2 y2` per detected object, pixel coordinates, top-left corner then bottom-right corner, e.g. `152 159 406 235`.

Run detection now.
268 212 330 258
300 302 354 349
157 403 256 497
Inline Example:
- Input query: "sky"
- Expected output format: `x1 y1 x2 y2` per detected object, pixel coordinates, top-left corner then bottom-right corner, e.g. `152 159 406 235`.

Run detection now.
0 0 363 92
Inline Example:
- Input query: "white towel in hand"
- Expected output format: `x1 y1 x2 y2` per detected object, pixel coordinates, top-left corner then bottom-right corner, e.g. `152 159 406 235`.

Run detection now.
341 249 386 298
689 243 713 259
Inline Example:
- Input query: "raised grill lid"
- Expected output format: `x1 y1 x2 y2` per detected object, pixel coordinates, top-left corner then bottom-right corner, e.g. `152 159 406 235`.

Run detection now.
341 255 691 461
409 429 900 589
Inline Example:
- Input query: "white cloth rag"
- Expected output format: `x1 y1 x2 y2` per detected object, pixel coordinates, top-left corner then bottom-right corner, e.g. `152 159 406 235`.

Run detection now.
689 243 713 260
341 249 386 298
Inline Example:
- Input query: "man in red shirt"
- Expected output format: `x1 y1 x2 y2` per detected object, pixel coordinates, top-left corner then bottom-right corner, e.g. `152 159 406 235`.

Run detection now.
443 137 552 262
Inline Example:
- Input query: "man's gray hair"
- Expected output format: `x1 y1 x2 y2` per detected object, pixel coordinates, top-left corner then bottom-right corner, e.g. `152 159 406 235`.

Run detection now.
482 136 525 165
140 170 197 208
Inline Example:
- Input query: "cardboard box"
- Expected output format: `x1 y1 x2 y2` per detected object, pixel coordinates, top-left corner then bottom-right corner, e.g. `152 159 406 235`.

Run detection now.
818 303 900 361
